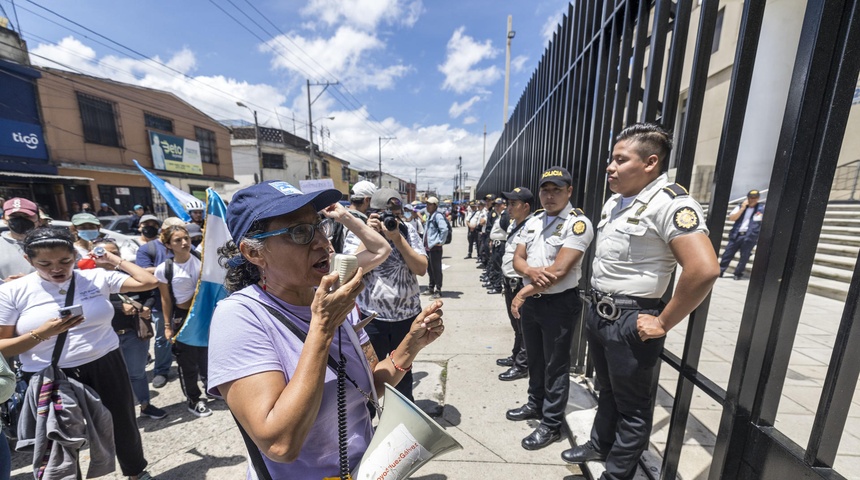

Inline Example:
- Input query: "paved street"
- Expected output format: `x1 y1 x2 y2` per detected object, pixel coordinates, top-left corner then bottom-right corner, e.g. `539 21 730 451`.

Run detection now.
10 226 584 479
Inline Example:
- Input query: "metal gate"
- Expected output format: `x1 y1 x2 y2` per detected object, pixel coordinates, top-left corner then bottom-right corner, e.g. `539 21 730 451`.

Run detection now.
476 1 860 478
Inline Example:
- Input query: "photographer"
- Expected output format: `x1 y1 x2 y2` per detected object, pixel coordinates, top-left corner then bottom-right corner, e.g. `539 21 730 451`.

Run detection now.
358 188 428 401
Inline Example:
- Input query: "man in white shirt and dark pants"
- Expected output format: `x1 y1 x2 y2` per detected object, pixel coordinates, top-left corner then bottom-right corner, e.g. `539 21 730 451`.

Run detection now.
719 189 765 280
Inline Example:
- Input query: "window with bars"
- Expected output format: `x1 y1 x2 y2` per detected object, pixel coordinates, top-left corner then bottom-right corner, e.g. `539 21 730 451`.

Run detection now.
144 113 174 133
77 93 120 147
195 127 218 164
322 160 330 177
262 152 284 169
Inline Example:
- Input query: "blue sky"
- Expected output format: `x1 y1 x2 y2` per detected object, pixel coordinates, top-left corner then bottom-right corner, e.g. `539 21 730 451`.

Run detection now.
2 0 570 193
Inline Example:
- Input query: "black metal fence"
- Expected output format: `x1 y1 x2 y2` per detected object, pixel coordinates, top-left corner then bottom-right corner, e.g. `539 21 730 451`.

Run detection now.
476 1 860 478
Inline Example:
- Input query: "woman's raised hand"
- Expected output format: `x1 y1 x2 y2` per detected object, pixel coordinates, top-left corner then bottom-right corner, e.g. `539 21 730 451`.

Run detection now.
311 267 364 335
408 300 445 348
321 202 350 223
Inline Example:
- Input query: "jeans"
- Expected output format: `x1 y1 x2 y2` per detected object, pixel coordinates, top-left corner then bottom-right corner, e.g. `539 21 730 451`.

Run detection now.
0 434 9 480
152 310 173 377
118 330 151 405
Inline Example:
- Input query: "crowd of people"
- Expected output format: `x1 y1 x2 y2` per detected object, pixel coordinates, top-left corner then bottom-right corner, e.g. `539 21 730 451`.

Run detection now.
0 122 755 480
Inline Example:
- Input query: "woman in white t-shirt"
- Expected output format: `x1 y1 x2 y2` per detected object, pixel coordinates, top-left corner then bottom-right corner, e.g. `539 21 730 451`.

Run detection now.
0 226 160 480
153 225 210 418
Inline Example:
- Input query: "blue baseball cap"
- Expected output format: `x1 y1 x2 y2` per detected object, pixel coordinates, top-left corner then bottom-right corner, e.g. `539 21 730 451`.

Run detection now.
133 204 144 210
226 180 342 245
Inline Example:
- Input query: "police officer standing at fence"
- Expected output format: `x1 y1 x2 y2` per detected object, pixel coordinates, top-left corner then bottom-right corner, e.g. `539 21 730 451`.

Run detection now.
562 123 719 479
719 189 764 280
484 198 509 294
496 187 535 380
506 166 594 450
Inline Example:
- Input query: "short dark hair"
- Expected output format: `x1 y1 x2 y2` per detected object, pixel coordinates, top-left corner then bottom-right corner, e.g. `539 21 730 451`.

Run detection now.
23 226 75 258
616 123 673 165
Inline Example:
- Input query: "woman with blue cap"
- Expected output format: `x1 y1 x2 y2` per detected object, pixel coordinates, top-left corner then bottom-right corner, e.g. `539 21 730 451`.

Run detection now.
208 181 445 479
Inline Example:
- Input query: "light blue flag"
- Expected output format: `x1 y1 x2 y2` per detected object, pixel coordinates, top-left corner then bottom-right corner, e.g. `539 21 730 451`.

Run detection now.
177 188 230 347
132 159 195 222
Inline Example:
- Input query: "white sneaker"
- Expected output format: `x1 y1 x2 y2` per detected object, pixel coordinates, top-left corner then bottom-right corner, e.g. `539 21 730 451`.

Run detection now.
187 400 212 417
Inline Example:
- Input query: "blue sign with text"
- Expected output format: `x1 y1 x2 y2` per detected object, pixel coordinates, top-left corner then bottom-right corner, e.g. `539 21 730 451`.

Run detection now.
0 118 48 160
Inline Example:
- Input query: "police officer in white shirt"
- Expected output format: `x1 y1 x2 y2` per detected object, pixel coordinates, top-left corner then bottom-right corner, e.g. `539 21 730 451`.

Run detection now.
496 187 535 380
506 166 594 451
562 123 719 479
465 203 480 259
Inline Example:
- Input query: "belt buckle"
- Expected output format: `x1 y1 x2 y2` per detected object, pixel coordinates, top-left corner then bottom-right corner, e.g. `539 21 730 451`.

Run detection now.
596 295 620 321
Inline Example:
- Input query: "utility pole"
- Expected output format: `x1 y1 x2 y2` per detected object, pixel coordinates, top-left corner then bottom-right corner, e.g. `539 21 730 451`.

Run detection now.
483 124 487 169
307 79 338 179
503 15 515 127
378 136 396 187
236 102 262 182
457 156 463 202
414 167 425 196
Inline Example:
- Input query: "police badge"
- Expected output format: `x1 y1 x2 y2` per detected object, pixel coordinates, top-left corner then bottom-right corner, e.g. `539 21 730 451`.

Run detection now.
673 207 699 231
572 220 586 235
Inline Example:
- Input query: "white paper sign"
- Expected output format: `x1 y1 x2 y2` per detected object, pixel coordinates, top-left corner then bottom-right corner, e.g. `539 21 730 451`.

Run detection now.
355 424 432 480
299 178 336 193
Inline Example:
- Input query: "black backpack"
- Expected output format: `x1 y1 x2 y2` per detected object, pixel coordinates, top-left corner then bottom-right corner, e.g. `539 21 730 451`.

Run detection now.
433 212 453 245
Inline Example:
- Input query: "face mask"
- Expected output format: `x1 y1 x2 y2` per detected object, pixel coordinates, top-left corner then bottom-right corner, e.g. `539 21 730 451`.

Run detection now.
7 217 35 235
77 230 100 241
141 226 159 239
403 212 413 221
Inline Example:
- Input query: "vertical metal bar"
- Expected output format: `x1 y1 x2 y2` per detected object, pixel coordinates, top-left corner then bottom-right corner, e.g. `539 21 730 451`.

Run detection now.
641 0 671 122
626 0 651 124
714 0 857 477
674 0 718 195
660 0 693 135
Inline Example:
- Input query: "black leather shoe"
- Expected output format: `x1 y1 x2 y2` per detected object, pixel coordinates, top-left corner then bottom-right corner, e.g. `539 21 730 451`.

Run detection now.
506 404 541 421
499 367 528 381
476 263 485 269
464 255 472 259
522 425 561 450
733 275 743 280
496 356 513 367
482 282 493 288
561 440 607 463
487 288 502 294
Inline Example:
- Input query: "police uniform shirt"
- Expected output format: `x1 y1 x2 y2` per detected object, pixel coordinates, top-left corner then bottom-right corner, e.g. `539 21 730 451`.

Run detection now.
489 209 508 241
591 173 708 298
515 203 594 294
501 214 533 279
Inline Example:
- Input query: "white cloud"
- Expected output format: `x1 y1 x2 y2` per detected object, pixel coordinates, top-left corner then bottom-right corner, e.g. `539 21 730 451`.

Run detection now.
448 95 481 118
302 0 424 31
262 27 410 91
29 36 496 195
439 27 501 94
542 12 564 43
511 55 528 73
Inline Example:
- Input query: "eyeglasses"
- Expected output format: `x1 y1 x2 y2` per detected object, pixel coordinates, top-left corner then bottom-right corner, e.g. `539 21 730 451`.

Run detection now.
250 218 334 245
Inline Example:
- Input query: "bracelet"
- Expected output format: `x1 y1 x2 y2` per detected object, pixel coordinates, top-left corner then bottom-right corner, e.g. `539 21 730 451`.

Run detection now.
30 330 46 342
389 352 412 372
114 259 124 271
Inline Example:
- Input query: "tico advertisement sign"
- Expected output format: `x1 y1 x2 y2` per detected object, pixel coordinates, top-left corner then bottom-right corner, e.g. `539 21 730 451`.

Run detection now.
0 118 48 160
148 130 203 175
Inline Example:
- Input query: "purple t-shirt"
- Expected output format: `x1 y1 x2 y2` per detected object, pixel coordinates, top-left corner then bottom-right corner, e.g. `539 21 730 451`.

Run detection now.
207 285 374 480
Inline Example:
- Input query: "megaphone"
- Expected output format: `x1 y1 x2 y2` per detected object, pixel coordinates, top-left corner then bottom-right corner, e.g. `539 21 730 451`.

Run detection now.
354 383 462 479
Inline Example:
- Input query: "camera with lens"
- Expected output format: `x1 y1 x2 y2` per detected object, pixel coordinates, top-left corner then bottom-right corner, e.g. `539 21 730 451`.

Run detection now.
381 210 399 231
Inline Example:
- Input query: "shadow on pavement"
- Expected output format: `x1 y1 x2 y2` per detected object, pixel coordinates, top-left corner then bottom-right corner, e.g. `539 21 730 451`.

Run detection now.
139 399 229 433
156 448 246 479
440 404 461 426
411 475 447 480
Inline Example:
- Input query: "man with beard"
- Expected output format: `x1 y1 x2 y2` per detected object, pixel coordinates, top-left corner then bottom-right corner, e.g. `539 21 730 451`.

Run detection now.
0 198 38 283
135 214 174 388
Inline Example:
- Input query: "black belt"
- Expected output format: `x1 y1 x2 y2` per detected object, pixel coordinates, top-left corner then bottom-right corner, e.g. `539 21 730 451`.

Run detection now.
115 328 133 335
532 287 578 299
737 231 747 236
586 289 662 321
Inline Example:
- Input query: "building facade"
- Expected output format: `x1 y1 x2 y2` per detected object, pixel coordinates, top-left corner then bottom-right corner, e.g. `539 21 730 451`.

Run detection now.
35 67 235 220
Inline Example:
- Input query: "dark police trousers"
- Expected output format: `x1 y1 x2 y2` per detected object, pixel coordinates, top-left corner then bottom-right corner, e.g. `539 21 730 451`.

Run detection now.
520 287 580 430
719 230 758 277
502 278 528 370
586 304 665 480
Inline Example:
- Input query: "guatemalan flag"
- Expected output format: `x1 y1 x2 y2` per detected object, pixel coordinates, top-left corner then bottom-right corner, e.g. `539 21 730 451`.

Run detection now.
177 188 230 347
133 159 198 222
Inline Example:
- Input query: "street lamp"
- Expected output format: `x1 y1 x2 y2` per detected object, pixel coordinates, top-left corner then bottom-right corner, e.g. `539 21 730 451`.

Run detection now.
378 136 396 187
236 102 263 183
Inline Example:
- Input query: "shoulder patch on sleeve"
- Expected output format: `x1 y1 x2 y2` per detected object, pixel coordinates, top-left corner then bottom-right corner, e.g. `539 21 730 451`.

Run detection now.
572 220 587 236
662 184 689 199
533 209 545 217
569 207 585 217
673 207 700 231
